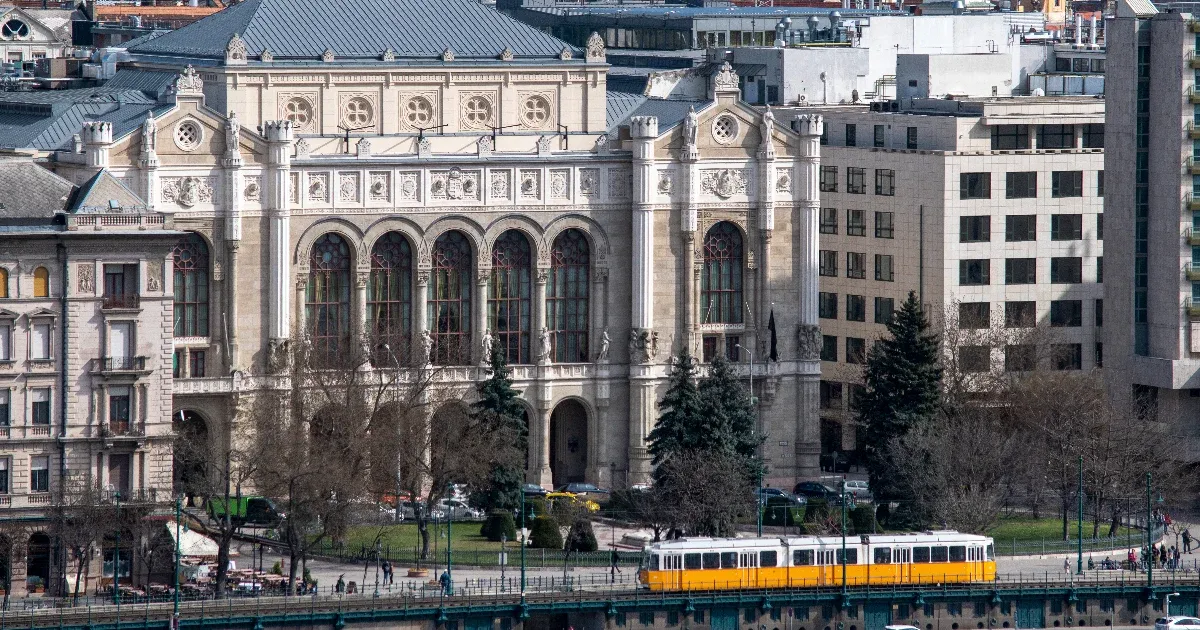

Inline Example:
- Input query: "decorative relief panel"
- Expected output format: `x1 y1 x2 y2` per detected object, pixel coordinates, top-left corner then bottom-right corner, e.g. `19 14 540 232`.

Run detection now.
657 169 674 196
339 172 360 203
146 260 163 292
243 175 261 201
578 168 599 197
608 168 631 199
397 172 419 201
289 172 301 205
339 93 377 129
459 92 496 131
401 92 438 130
519 169 541 200
490 170 511 200
776 168 792 193
518 91 554 130
549 169 569 200
430 168 480 201
369 172 390 202
308 173 330 203
278 93 317 132
700 169 748 200
161 176 215 208
76 263 94 293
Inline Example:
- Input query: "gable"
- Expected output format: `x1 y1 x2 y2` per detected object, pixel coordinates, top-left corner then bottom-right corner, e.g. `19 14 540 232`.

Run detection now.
0 7 66 44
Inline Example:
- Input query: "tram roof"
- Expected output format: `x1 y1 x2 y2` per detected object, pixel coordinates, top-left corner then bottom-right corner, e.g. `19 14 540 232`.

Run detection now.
645 531 992 552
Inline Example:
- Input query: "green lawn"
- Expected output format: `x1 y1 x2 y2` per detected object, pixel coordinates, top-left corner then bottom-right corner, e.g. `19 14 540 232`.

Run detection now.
987 516 1144 556
337 522 504 556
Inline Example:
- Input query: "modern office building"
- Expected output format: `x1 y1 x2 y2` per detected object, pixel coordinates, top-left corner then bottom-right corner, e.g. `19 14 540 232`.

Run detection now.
793 96 1105 455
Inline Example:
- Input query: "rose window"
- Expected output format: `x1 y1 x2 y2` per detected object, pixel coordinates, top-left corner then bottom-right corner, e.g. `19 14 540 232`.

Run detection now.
405 97 433 126
1 20 29 39
712 114 739 144
463 96 492 128
342 97 374 128
282 98 313 129
521 96 551 128
174 120 201 151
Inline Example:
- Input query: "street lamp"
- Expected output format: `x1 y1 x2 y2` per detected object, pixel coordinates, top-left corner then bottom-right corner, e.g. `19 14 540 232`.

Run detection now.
1166 592 1181 615
113 490 122 605
734 343 762 537
173 495 181 623
382 343 404 525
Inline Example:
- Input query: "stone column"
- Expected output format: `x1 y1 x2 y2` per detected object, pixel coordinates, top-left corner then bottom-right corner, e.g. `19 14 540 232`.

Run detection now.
354 270 368 341
757 134 776 355
792 114 824 481
534 269 548 363
1028 124 1038 150
475 274 489 364
264 121 294 367
415 271 429 366
222 113 244 371
627 116 658 485
532 404 554 487
681 139 699 356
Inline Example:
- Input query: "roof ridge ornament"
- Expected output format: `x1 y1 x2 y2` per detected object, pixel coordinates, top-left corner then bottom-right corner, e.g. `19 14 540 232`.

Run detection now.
225 32 247 65
321 48 335 63
499 46 514 61
259 47 273 62
173 65 203 96
381 48 395 62
559 46 573 61
711 61 740 98
441 47 455 62
585 31 605 62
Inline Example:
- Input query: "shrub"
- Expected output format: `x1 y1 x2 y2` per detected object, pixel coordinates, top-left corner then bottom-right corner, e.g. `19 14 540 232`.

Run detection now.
804 498 830 523
529 516 563 549
480 510 517 542
271 560 283 575
850 505 876 534
762 501 805 527
566 519 598 552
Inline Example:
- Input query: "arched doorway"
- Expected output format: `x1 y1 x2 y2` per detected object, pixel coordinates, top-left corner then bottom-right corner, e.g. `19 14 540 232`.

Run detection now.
173 410 208 506
549 399 588 488
0 534 11 594
26 533 50 592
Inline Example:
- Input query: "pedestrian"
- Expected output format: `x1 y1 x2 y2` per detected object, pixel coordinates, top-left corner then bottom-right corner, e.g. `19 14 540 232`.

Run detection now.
1185 529 1193 554
439 570 452 595
1063 558 1070 574
1161 544 1169 568
381 559 391 585
336 575 346 594
1128 548 1137 569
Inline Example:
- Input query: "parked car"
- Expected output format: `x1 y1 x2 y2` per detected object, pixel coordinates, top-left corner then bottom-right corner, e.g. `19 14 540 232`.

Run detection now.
522 483 548 497
555 482 609 498
791 482 855 507
437 498 484 520
1156 618 1200 630
755 487 805 505
398 500 445 521
843 479 873 501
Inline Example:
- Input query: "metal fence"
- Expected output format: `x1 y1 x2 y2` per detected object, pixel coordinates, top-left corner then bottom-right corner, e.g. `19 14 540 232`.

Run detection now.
307 542 644 568
994 525 1167 557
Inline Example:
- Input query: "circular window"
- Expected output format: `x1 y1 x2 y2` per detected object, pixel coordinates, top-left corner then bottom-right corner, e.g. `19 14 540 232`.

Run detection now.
463 96 492 129
712 114 739 144
521 95 551 128
405 96 434 127
342 97 374 128
173 120 202 151
2 20 29 40
282 97 313 130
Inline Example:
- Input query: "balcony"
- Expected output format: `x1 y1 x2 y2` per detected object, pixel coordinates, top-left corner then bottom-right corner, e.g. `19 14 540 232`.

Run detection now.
97 488 163 505
1188 299 1200 320
1186 264 1200 281
1191 20 1200 32
1190 159 1200 175
1190 123 1200 140
101 293 140 310
100 421 143 438
1191 89 1200 105
1188 195 1200 212
97 356 148 373
1188 228 1200 246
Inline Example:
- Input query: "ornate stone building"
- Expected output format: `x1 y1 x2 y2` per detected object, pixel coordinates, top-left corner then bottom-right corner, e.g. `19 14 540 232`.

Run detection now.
46 0 825 491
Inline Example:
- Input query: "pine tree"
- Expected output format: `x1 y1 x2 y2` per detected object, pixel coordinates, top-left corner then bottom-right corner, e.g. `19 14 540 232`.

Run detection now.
646 351 703 471
697 354 763 480
857 291 942 503
472 344 527 510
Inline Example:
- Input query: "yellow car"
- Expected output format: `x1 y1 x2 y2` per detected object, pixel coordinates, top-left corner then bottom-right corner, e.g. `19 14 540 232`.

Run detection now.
545 491 600 513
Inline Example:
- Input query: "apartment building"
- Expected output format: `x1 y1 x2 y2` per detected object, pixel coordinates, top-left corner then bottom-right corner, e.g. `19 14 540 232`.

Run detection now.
0 156 179 595
1104 0 1200 434
787 97 1106 455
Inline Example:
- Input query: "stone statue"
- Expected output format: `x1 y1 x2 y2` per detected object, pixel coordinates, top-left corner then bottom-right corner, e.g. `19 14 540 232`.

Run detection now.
178 177 200 208
420 330 434 364
597 328 610 361
760 105 775 142
797 325 821 361
481 329 494 362
683 106 698 147
141 113 157 154
539 327 552 362
226 110 240 154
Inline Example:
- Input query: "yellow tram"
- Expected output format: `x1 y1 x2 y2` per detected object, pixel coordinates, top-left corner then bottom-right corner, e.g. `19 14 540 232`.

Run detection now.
638 531 996 591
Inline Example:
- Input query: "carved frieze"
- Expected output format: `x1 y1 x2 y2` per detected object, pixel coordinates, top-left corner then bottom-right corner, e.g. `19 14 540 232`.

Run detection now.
76 263 93 293
519 169 540 200
490 170 511 200
700 169 748 199
397 172 419 201
161 176 215 208
369 172 390 202
430 168 480 201
244 175 262 201
776 168 792 193
549 169 569 200
608 168 630 199
308 173 329 203
339 172 361 203
289 172 301 205
579 168 599 197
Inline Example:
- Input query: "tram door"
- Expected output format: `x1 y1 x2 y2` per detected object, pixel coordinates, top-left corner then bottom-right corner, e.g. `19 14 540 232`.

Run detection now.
818 550 835 586
740 551 758 588
664 554 682 591
896 547 912 584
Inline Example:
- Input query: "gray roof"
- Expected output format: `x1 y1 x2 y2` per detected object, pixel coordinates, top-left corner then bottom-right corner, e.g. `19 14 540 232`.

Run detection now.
130 0 581 63
104 67 178 99
0 157 75 223
70 170 147 214
0 86 170 151
606 94 712 133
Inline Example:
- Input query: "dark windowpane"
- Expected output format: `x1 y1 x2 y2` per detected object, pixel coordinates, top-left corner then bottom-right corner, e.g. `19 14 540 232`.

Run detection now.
1052 171 1084 197
429 231 473 365
172 234 210 337
701 222 744 325
1005 172 1037 199
1050 300 1083 327
959 302 990 329
369 231 413 357
990 125 1030 150
1005 215 1036 242
1051 214 1083 240
1050 257 1083 284
1005 344 1036 372
1038 124 1074 149
847 168 866 194
1005 259 1036 284
1005 301 1036 328
846 295 866 322
307 233 353 359
549 229 590 363
959 346 990 372
960 173 991 199
960 216 990 242
959 260 990 285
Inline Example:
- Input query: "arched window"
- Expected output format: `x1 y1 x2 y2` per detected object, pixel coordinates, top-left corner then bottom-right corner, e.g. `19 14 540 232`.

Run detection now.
489 230 532 364
32 266 48 298
0 268 8 298
172 234 210 337
306 234 353 356
368 232 413 354
548 229 590 363
428 231 472 365
700 222 744 324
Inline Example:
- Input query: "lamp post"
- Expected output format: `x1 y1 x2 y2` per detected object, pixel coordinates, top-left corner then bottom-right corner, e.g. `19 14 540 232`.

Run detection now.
840 477 848 597
173 495 181 622
112 490 122 605
446 483 453 595
1147 472 1153 587
734 343 762 536
1077 455 1084 575
500 534 508 591
1166 592 1181 616
520 488 527 596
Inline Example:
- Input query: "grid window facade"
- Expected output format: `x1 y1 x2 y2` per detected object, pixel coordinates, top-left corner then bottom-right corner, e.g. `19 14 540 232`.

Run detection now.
1082 123 1104 148
368 231 413 352
846 252 866 279
1050 257 1083 284
875 254 894 281
1005 344 1036 372
959 259 991 285
819 292 838 319
820 207 838 234
819 250 838 277
846 209 866 236
1006 216 1036 242
873 124 885 147
172 233 210 337
846 294 866 322
845 123 857 147
875 169 895 196
821 335 837 361
1005 258 1036 284
1051 214 1083 240
874 297 894 324
1005 301 1036 328
960 172 991 199
1038 124 1075 149
874 212 894 238
820 166 837 192
847 168 866 194
846 337 866 364
1052 343 1083 370
1050 300 1083 327
306 233 353 358
1052 171 1084 197
991 125 1030 150
959 346 991 373
959 302 990 329
960 216 990 242
906 127 918 149
1005 172 1037 199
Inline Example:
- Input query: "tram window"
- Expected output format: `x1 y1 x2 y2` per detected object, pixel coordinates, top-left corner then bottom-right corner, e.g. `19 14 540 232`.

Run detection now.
794 549 815 565
685 553 702 570
931 547 949 562
650 554 660 571
836 549 858 564
874 547 892 564
986 545 994 560
913 547 930 563
721 552 738 568
761 550 778 567
950 546 966 562
702 553 720 569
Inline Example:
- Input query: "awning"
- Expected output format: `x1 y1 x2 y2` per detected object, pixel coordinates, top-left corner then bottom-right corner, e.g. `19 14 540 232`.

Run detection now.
731 63 767 78
166 521 220 558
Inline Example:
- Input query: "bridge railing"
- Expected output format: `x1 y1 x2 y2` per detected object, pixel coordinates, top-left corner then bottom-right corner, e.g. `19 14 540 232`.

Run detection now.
994 525 1168 557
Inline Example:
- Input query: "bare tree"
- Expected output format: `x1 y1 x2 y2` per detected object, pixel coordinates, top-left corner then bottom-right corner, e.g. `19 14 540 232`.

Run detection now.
50 477 116 603
655 449 755 537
